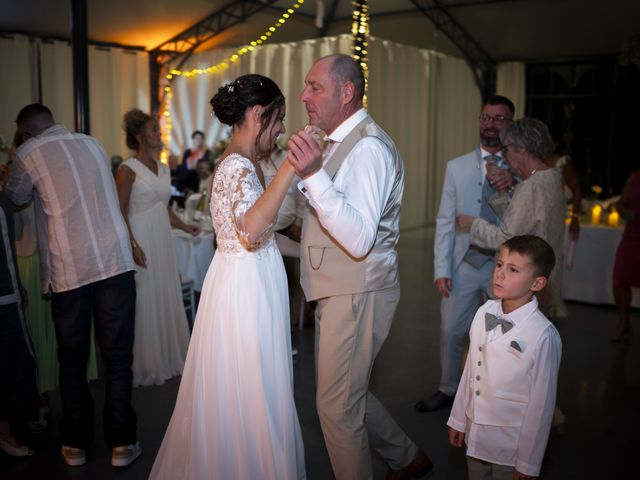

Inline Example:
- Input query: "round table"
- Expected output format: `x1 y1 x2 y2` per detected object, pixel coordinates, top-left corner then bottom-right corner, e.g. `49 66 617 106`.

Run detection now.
172 229 215 292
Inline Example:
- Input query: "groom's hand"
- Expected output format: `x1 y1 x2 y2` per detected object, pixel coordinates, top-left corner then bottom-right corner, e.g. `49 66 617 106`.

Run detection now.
287 130 323 180
435 278 452 298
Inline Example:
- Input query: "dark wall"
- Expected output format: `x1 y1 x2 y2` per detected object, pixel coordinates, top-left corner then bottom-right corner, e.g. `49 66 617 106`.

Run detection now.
526 59 640 198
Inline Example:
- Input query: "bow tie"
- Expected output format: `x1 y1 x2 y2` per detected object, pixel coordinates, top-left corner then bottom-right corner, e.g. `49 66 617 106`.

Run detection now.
485 313 513 333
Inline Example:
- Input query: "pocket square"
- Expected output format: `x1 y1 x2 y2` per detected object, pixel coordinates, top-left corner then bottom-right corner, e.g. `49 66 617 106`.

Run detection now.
510 340 523 352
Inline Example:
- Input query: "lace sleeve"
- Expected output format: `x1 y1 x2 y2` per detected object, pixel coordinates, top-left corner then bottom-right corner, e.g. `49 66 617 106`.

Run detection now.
216 155 275 250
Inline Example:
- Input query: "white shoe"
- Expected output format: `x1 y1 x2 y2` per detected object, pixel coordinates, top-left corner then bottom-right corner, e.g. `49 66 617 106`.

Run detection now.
61 445 86 466
111 441 141 467
0 438 34 457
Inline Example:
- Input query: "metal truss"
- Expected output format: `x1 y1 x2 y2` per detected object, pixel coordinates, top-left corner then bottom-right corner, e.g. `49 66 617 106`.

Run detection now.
151 0 280 68
319 0 341 37
149 0 281 113
409 0 496 99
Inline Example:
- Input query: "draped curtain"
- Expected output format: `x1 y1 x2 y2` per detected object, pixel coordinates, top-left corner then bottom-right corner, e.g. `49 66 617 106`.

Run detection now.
169 34 481 228
1 32 483 228
496 61 526 118
0 34 149 161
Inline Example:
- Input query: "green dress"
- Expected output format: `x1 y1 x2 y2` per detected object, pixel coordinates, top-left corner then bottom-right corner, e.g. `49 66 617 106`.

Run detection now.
16 211 98 394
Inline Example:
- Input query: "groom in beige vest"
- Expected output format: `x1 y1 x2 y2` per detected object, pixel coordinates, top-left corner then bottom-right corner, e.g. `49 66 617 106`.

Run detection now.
288 54 432 480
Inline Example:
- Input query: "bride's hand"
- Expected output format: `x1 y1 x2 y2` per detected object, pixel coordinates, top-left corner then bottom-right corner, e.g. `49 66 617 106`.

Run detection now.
288 131 322 179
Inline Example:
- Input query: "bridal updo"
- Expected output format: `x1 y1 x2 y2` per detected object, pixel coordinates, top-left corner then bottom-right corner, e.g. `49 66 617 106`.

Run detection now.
211 74 285 159
211 74 284 127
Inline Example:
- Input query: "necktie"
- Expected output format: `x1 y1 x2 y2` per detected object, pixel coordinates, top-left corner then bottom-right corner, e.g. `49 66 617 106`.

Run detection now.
463 153 506 269
485 312 513 334
478 154 505 225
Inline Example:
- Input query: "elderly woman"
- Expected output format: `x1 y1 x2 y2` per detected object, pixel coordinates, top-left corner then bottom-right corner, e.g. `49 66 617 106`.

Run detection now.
456 117 565 318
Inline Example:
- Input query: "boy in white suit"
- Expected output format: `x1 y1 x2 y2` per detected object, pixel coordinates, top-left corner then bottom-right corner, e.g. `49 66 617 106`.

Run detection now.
447 235 562 480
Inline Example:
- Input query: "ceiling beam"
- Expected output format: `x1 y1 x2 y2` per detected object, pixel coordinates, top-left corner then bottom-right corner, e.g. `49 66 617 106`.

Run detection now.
319 0 341 37
151 0 280 68
409 0 496 99
149 0 280 114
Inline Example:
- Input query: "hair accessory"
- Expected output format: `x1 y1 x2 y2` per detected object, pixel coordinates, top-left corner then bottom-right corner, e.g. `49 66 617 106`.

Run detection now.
227 84 234 93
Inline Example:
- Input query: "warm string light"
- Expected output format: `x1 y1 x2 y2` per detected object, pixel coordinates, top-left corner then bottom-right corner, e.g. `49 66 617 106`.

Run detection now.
351 0 369 109
159 0 305 163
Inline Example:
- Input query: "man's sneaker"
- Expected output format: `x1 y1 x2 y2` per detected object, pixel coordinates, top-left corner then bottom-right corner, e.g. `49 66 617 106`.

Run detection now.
111 441 141 467
61 445 86 466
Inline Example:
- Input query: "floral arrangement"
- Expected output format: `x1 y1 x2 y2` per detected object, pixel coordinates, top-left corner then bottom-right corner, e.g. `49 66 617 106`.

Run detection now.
588 184 603 200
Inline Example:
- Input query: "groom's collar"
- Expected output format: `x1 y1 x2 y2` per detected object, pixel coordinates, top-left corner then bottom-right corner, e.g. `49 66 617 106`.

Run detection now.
327 108 368 143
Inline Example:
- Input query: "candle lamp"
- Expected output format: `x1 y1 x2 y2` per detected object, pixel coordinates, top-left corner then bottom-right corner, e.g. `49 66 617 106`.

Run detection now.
608 208 620 227
591 204 602 225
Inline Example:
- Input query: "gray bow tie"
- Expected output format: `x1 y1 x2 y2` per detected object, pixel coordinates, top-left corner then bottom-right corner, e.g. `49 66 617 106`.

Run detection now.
485 313 513 333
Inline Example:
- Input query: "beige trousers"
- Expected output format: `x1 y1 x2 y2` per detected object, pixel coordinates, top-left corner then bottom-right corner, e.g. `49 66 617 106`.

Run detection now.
315 286 418 480
466 455 514 480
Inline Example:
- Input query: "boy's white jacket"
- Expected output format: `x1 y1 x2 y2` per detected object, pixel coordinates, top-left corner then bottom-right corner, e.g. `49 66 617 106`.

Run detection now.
462 297 559 427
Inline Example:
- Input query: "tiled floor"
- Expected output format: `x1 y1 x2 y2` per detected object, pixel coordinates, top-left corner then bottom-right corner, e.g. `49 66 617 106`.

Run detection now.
1 227 637 479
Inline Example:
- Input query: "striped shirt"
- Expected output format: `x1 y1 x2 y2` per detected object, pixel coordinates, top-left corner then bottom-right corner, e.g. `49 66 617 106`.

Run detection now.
3 124 134 293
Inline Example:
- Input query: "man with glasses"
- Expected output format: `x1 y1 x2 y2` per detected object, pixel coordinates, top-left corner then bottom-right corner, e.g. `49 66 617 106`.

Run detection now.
415 96 516 412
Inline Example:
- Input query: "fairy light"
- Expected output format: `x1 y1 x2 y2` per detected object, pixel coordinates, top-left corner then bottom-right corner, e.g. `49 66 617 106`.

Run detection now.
159 0 305 163
352 0 369 109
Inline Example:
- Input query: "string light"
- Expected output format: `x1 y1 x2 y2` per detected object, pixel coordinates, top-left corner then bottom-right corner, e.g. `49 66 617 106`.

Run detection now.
351 0 369 109
159 0 305 163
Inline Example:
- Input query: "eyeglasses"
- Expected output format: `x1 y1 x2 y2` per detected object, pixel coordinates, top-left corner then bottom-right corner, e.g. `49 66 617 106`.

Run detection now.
479 114 512 125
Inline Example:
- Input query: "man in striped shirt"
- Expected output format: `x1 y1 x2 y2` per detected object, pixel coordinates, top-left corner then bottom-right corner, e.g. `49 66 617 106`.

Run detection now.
1 104 140 468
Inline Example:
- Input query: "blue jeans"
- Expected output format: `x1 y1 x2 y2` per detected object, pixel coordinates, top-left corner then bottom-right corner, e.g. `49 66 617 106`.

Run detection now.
51 271 137 449
0 303 38 441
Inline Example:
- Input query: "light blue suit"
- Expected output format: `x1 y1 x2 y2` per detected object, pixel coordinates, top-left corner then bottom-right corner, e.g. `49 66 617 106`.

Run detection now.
433 147 496 396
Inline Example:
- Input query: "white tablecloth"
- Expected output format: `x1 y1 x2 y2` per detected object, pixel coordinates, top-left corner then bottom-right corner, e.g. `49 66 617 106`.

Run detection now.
562 224 640 307
172 229 215 292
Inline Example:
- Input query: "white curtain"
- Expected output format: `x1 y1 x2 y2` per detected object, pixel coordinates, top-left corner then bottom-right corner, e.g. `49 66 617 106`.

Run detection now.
0 35 37 156
168 34 481 228
0 34 149 161
497 61 526 118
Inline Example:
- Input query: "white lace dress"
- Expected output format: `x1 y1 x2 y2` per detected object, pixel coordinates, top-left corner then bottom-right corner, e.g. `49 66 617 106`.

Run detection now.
150 154 306 480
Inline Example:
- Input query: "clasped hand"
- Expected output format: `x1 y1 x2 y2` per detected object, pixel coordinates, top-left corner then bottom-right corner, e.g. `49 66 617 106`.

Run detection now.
486 162 514 193
456 214 475 232
287 130 323 179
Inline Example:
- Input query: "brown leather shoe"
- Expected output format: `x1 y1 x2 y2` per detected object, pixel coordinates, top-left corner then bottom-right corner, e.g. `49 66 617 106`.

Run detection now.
385 450 434 480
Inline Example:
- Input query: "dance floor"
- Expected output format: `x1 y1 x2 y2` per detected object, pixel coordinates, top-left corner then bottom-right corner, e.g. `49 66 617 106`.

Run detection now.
1 227 636 479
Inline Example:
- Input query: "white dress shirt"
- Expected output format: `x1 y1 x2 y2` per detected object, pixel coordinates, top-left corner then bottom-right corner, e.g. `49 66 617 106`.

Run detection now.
447 297 562 476
3 124 134 293
480 147 502 178
298 108 397 258
260 148 305 231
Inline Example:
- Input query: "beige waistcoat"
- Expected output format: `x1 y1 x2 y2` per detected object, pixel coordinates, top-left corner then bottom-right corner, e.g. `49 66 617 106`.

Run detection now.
300 116 404 301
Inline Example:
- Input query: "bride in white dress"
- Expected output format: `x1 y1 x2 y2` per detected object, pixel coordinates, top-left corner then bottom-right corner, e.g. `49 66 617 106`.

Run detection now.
150 74 306 479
